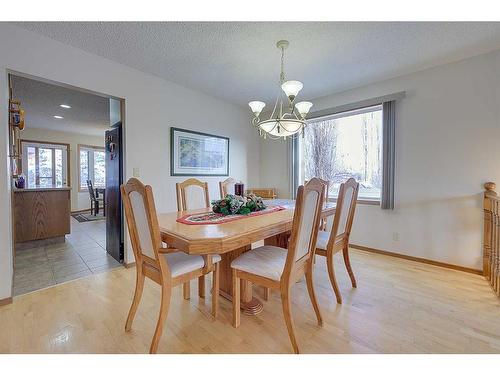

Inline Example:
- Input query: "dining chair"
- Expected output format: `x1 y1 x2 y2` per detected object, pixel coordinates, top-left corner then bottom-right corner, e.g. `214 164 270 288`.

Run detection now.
219 177 241 198
175 178 210 300
86 179 104 216
121 178 220 353
315 178 359 304
244 186 278 299
231 178 325 354
245 188 277 199
306 178 330 230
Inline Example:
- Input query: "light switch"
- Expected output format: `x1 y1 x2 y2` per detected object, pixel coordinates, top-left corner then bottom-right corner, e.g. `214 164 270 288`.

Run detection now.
133 168 140 178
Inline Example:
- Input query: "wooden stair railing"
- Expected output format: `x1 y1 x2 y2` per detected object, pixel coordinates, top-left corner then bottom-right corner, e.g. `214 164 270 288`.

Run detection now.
483 182 500 297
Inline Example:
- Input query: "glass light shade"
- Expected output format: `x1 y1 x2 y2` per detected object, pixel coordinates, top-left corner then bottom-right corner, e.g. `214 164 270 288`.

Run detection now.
281 80 303 99
295 101 313 117
248 101 266 115
259 119 303 137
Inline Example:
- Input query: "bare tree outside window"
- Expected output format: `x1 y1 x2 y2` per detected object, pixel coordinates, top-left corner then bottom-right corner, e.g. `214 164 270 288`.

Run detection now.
300 106 383 200
79 147 105 189
22 142 67 188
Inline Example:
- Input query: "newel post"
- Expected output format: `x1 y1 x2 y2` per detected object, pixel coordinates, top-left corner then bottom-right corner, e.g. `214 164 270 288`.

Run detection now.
484 182 497 197
483 182 496 281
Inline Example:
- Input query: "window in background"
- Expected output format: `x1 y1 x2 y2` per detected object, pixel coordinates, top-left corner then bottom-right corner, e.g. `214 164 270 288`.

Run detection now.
298 105 383 201
21 141 68 188
78 145 105 190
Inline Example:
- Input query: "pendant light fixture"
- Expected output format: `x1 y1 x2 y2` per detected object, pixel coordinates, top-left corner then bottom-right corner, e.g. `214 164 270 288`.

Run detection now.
248 40 312 140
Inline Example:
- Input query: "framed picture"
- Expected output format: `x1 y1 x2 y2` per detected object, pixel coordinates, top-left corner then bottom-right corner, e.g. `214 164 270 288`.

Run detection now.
170 127 229 176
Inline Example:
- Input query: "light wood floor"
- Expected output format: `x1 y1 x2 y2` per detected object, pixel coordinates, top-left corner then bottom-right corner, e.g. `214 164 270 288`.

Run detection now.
1 249 499 353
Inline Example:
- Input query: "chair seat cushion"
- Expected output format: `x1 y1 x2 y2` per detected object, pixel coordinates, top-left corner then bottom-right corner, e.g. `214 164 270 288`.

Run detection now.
163 252 221 278
316 230 331 250
231 245 287 281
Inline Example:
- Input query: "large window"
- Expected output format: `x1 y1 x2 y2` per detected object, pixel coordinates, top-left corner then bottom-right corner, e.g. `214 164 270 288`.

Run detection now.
298 105 383 201
21 141 68 188
78 145 105 191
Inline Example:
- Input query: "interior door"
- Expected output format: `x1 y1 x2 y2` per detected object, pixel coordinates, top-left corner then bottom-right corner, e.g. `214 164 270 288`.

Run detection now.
105 123 124 262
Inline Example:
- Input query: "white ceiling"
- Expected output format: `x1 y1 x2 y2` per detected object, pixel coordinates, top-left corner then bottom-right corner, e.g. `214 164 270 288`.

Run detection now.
14 22 500 107
11 75 110 137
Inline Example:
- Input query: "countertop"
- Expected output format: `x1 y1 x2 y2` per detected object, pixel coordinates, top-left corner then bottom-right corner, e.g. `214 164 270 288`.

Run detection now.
13 186 71 193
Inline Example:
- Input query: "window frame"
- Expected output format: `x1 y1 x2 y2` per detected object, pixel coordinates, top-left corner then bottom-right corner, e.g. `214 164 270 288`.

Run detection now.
294 104 384 205
20 140 70 188
77 144 105 192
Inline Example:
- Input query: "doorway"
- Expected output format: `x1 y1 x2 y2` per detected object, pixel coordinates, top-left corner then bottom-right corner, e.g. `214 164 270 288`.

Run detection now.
8 73 125 296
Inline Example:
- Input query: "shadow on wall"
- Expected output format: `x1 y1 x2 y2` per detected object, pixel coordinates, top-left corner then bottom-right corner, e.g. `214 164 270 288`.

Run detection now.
350 193 483 269
398 193 482 268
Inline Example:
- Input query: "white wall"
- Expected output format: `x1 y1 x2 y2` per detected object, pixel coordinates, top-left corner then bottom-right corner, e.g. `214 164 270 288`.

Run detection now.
0 24 260 300
260 49 500 270
20 127 105 211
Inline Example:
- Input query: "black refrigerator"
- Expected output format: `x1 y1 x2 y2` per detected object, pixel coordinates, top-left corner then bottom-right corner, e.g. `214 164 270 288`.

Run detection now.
105 123 124 262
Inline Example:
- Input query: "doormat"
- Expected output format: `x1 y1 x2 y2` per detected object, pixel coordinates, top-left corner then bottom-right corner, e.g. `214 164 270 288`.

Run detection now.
71 211 105 223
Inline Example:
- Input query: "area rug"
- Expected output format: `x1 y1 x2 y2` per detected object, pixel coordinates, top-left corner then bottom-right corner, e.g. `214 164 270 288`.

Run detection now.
71 211 105 223
176 205 286 225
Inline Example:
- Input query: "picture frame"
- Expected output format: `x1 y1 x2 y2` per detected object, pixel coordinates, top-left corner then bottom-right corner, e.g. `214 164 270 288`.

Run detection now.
170 127 229 176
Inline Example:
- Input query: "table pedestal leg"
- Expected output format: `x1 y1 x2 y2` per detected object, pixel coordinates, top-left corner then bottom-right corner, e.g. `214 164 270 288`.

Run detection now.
218 245 263 316
264 231 291 248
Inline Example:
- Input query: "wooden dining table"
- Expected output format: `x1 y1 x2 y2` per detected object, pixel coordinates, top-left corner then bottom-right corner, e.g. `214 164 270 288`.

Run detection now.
157 199 336 315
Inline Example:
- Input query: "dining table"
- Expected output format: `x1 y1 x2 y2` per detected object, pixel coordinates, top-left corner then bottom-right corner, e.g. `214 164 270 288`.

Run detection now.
157 199 336 315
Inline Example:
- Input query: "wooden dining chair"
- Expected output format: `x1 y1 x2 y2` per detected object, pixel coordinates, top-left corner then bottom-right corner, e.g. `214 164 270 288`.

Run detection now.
231 178 325 354
121 178 220 353
176 178 210 211
306 178 330 230
175 178 210 300
315 178 359 304
245 188 277 199
219 177 241 198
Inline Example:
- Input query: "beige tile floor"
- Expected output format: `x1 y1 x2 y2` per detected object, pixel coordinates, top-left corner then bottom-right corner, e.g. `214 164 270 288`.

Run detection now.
13 216 121 296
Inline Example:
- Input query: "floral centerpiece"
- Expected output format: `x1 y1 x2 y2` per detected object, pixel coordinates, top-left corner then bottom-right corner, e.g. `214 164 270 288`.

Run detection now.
212 194 267 215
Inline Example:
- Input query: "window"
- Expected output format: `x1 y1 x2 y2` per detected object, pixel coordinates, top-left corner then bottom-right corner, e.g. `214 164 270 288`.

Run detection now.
297 105 383 201
21 141 68 188
78 145 105 191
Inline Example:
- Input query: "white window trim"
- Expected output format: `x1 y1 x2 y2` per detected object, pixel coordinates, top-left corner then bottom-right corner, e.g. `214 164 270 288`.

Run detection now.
21 141 68 188
295 104 383 203
78 144 105 192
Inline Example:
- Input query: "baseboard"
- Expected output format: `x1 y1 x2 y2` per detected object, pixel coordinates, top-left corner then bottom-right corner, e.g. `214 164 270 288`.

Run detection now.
0 297 13 307
351 244 483 275
124 262 135 269
71 209 91 214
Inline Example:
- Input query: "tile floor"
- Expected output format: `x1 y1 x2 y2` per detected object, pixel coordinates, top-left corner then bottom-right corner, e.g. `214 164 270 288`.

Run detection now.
13 216 121 296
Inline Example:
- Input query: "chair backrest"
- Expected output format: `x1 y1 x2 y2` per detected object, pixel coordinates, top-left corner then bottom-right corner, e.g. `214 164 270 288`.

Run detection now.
176 178 210 211
121 178 163 264
219 177 240 198
283 178 325 278
327 178 359 250
245 188 277 199
304 179 329 203
87 180 95 200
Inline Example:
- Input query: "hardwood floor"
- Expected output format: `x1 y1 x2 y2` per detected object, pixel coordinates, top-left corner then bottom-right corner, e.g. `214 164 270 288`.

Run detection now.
1 249 499 353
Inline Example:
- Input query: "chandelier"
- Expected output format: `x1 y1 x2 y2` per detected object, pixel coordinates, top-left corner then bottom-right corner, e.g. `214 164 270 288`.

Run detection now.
248 40 313 140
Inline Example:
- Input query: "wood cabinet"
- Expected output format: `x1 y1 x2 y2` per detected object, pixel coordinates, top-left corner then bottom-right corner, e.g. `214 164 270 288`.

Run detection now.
13 187 71 243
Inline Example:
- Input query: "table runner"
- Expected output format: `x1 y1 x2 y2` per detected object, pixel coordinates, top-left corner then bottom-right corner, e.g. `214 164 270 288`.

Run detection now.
176 205 285 225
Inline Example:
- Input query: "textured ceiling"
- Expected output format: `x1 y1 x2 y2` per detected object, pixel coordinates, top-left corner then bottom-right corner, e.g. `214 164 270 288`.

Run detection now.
13 22 500 108
11 75 110 136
